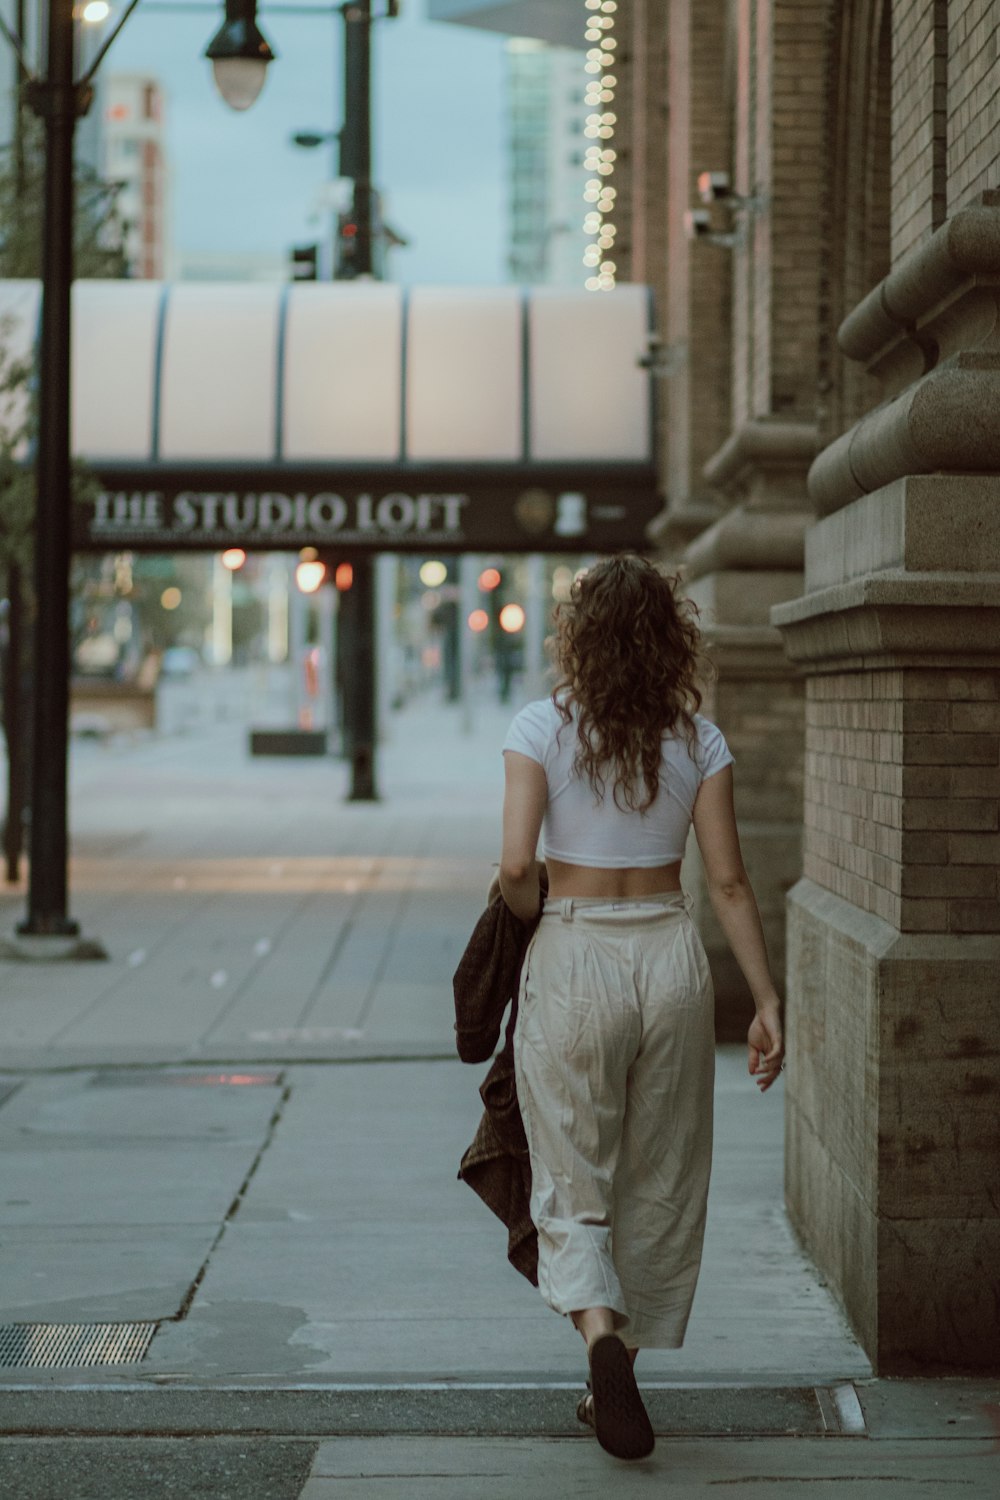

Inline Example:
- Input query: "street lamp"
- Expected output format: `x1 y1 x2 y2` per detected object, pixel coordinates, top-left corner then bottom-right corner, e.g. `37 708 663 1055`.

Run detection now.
0 0 393 950
205 0 277 111
0 0 283 955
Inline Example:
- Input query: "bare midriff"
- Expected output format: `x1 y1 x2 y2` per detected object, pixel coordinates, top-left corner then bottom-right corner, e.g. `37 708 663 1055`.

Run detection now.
544 856 683 899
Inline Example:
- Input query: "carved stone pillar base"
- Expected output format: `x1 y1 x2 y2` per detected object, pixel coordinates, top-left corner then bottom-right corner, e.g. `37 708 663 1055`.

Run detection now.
773 474 1000 1372
785 879 1000 1371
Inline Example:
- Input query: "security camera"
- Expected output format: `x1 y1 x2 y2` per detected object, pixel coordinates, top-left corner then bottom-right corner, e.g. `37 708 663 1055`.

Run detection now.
684 208 713 240
684 208 739 250
696 169 765 213
698 170 731 205
637 334 687 377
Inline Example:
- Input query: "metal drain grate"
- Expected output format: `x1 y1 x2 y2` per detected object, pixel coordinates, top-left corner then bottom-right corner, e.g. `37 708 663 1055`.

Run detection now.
0 1321 159 1368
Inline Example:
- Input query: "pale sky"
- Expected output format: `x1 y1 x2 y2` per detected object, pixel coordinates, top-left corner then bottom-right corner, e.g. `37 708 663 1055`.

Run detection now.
104 0 510 282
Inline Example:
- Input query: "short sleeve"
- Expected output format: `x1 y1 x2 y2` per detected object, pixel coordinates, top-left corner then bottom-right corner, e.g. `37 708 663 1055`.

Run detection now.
502 701 553 767
697 716 735 781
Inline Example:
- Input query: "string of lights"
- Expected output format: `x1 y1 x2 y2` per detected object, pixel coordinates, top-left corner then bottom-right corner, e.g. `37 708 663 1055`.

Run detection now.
582 0 618 292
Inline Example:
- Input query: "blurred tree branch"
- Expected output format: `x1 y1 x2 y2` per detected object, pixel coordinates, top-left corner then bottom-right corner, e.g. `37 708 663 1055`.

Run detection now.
0 115 129 569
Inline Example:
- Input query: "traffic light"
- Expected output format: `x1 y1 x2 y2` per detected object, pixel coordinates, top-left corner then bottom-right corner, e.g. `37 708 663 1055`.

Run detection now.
334 212 359 280
291 243 319 281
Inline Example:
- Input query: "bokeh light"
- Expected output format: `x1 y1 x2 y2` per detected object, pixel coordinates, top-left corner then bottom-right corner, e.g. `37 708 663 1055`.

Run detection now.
499 603 526 634
295 561 326 594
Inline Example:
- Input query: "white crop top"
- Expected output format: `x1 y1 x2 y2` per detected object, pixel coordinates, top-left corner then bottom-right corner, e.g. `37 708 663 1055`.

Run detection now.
502 698 734 868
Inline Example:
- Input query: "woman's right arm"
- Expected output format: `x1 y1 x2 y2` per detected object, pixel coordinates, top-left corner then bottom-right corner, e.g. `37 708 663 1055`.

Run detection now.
691 766 784 1092
498 751 547 923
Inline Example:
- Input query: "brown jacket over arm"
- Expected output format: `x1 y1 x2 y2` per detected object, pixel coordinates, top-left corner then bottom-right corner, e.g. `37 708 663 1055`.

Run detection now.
453 889 543 1286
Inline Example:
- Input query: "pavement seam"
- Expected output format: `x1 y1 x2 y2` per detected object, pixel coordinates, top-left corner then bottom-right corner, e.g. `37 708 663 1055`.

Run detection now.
197 885 331 1046
170 1073 293 1324
0 1053 461 1076
193 809 400 1049
294 826 404 1030
354 817 434 1032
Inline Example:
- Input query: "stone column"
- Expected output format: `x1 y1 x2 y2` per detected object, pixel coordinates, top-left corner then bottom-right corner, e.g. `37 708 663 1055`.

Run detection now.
682 422 815 1036
637 0 731 554
666 0 827 1034
773 195 1000 1371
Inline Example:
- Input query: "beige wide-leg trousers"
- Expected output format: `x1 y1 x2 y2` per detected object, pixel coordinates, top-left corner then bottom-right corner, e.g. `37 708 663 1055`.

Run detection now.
513 893 715 1349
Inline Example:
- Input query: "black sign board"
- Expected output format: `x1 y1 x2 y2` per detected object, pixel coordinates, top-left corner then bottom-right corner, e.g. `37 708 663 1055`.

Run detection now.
74 465 661 555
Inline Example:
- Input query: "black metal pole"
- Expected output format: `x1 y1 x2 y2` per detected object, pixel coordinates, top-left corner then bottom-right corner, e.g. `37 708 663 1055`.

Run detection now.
341 558 377 800
14 0 26 196
3 563 26 884
4 1 29 885
347 1 372 277
340 0 378 799
19 0 79 935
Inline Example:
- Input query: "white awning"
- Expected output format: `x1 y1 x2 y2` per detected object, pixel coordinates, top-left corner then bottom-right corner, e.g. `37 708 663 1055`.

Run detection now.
0 280 654 469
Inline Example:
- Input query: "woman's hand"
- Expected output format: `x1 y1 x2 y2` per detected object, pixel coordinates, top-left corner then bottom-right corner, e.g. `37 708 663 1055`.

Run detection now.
748 1002 784 1093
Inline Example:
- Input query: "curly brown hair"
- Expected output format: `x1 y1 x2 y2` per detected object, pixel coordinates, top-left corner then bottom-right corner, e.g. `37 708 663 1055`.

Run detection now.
549 554 708 812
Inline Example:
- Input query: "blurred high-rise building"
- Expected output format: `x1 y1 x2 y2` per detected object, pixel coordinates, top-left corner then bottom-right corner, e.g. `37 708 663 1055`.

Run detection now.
427 1 578 47
102 74 170 280
429 1 586 288
506 39 584 287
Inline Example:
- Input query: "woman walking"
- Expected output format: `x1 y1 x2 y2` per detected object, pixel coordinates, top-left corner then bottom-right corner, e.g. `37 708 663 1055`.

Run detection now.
498 554 784 1462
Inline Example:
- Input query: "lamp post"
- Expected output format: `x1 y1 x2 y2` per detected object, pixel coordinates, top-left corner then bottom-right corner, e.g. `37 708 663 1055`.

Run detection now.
182 0 392 800
285 1 389 800
0 1 276 955
334 0 377 799
0 0 387 948
14 1 93 949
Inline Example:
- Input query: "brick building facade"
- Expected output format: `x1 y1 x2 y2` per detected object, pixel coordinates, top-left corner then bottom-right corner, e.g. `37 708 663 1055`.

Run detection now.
613 0 1000 1371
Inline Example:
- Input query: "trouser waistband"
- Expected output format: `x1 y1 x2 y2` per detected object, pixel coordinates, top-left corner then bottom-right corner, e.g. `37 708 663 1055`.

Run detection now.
541 891 692 922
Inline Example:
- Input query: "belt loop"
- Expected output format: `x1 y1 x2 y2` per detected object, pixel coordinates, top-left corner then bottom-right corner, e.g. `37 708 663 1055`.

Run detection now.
560 898 574 922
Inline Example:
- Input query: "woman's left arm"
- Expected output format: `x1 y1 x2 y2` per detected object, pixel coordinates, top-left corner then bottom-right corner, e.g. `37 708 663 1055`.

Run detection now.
499 750 547 922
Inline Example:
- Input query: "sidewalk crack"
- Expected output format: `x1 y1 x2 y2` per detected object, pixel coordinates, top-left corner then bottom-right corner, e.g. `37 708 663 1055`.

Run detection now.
170 1074 292 1323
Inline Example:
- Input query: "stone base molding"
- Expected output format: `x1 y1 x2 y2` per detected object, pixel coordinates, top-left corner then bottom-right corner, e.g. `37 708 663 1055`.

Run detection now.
774 469 1000 1370
808 193 1000 516
785 879 1000 1372
703 418 819 504
646 499 722 559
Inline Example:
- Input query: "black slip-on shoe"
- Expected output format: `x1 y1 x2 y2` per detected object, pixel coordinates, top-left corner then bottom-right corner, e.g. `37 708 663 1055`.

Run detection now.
587 1334 655 1461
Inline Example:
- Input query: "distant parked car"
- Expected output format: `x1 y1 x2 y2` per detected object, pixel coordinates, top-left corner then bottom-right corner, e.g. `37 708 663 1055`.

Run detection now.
160 646 202 678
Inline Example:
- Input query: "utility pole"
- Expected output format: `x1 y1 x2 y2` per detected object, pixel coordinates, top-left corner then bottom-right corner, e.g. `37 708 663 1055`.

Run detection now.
18 0 90 942
3 0 28 884
337 0 378 800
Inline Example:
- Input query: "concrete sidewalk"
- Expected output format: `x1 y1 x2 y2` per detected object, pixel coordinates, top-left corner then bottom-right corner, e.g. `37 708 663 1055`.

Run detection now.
1 680 994 1496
